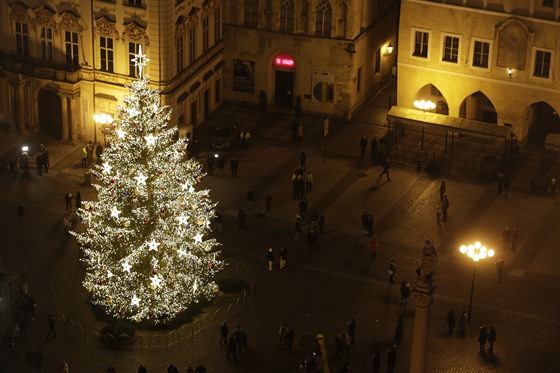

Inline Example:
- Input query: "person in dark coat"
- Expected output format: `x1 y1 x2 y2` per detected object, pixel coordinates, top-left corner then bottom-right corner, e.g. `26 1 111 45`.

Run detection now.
226 335 236 361
360 135 368 158
219 321 229 346
478 325 488 353
238 208 246 232
487 326 496 354
267 248 274 271
442 195 450 221
75 191 82 210
495 257 504 284
379 159 391 181
387 345 397 373
230 156 239 177
388 258 396 284
399 281 411 304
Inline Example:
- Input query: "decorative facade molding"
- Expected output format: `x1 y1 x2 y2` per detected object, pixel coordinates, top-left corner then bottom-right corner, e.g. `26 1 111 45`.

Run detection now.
33 4 58 33
95 16 119 39
187 6 200 26
175 15 187 37
9 2 31 23
496 18 532 70
59 10 82 32
122 21 149 47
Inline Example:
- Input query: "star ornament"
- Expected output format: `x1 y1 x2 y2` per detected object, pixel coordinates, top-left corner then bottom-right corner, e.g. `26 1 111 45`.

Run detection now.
110 206 121 219
131 45 150 78
147 240 161 252
193 233 203 243
144 133 156 146
115 128 126 139
128 108 140 117
122 261 132 273
131 294 141 307
176 215 188 225
135 173 148 185
178 248 187 257
103 162 112 173
150 275 162 288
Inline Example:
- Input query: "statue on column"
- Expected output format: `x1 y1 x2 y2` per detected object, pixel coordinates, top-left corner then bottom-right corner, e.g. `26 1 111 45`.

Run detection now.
416 240 438 288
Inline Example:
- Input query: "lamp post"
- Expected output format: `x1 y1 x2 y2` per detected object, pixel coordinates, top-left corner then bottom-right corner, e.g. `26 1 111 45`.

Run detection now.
413 99 436 112
459 242 494 320
93 113 113 146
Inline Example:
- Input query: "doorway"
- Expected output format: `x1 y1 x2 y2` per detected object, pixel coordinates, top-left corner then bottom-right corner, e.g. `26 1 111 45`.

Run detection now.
38 89 62 140
274 70 294 109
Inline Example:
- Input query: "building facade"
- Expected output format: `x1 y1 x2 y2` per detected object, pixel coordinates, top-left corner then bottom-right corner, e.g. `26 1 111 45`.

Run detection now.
397 0 560 143
0 0 224 143
221 0 399 121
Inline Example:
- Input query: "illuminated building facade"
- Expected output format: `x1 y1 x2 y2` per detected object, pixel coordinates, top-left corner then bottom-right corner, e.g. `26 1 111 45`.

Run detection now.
397 0 560 142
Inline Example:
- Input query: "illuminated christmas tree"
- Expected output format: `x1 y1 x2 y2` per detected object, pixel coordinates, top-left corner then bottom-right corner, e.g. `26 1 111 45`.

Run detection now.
73 48 222 324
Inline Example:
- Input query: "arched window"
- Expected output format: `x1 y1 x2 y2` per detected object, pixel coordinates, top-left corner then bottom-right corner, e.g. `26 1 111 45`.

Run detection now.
315 1 332 36
279 0 294 32
244 0 258 27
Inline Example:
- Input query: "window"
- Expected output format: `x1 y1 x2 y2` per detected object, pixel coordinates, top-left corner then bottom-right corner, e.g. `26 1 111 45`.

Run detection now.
100 36 114 73
203 16 209 52
442 35 459 63
214 9 222 42
543 0 553 7
244 0 258 27
176 36 184 72
126 0 142 6
534 50 551 78
41 27 53 62
413 30 429 58
357 66 362 93
375 48 381 74
15 21 29 56
65 31 79 66
189 26 196 63
215 79 221 103
280 0 295 32
315 1 332 36
472 40 490 68
129 42 141 77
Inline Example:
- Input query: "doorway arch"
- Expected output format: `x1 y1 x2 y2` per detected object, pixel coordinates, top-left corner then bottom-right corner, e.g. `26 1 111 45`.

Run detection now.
459 91 497 124
38 89 62 139
527 101 560 144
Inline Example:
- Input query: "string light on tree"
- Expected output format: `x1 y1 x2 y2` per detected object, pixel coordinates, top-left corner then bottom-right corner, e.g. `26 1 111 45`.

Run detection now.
72 47 223 324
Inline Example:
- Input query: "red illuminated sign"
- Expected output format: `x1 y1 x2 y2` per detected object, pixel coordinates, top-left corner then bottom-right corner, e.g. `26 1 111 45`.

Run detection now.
273 54 295 68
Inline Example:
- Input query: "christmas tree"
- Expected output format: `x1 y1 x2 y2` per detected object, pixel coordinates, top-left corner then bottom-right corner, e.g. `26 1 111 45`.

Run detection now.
73 48 223 324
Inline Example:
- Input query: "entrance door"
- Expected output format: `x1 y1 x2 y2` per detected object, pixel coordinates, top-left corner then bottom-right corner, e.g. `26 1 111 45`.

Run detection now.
274 70 294 109
38 90 62 140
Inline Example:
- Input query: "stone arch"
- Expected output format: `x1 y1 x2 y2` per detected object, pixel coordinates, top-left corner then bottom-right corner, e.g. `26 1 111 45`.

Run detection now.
414 84 448 113
38 88 62 140
527 101 560 145
459 91 497 124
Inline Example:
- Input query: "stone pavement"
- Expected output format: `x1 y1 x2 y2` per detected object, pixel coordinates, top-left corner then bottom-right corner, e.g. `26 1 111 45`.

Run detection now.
1 81 559 372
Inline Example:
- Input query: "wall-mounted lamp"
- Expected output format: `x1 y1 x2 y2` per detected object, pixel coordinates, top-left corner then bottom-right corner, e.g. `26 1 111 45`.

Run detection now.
385 43 394 56
508 68 513 79
346 43 356 54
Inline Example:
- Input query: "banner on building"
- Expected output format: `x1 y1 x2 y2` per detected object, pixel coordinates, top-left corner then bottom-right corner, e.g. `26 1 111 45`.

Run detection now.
233 59 256 93
312 70 334 103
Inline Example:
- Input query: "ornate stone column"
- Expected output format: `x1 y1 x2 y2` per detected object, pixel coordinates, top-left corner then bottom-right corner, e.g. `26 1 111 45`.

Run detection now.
410 280 434 373
70 94 79 145
18 78 27 134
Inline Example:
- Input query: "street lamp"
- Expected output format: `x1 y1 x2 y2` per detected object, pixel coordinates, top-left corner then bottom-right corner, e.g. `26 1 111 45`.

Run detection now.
413 99 436 112
459 242 495 320
93 113 113 146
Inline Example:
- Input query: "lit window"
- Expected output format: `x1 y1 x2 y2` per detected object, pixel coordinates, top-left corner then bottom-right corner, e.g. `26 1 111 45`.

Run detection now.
413 31 429 58
534 50 551 78
315 1 332 36
473 40 490 68
442 35 459 63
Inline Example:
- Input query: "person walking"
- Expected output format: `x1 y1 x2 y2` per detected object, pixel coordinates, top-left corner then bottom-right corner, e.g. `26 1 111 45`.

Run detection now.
65 192 74 211
399 281 411 305
267 248 274 271
226 335 236 361
238 208 246 232
219 321 229 346
247 187 254 210
17 202 25 228
233 325 245 354
495 257 504 284
294 215 302 241
46 312 57 338
442 195 450 221
230 156 239 177
458 310 468 335
387 345 397 373
487 326 496 354
447 310 456 334
279 247 287 269
347 317 356 344
439 180 447 201
360 135 368 159
393 316 404 345
81 146 88 168
306 171 313 192
75 191 82 211
372 349 381 373
388 258 396 284
478 325 488 353
379 158 391 181
95 143 103 164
